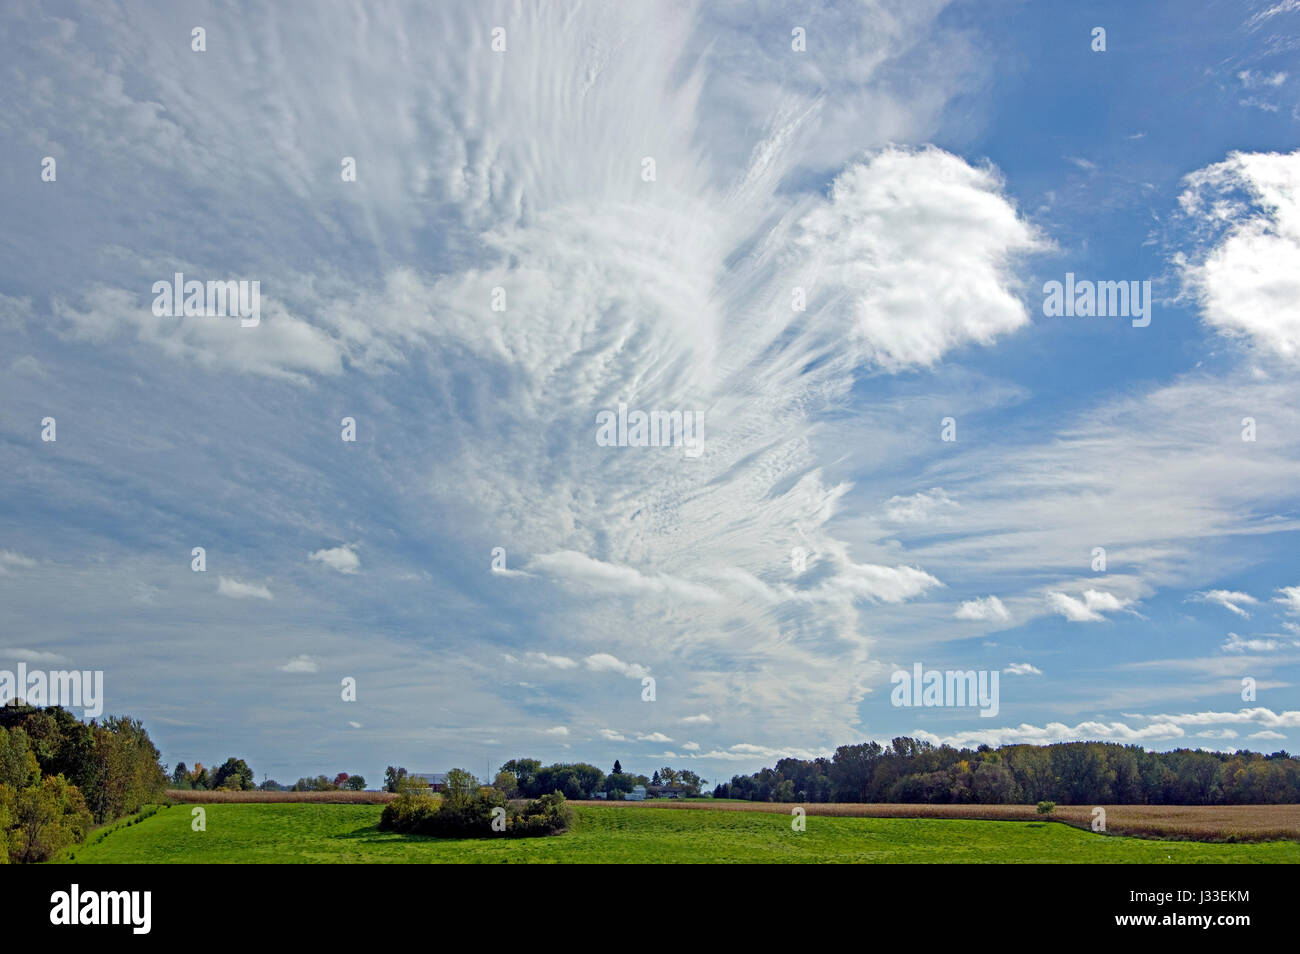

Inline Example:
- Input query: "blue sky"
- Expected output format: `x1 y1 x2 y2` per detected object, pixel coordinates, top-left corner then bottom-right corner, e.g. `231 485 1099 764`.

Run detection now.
1 0 1298 787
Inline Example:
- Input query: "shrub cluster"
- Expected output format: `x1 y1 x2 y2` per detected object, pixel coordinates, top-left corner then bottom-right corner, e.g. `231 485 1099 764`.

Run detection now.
378 768 572 838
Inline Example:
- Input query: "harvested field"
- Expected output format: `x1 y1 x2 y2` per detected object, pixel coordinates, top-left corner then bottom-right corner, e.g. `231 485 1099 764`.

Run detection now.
570 800 1300 842
166 789 398 805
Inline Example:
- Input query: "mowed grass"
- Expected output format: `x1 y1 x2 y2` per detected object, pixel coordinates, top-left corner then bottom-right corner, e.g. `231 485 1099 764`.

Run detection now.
59 803 1300 864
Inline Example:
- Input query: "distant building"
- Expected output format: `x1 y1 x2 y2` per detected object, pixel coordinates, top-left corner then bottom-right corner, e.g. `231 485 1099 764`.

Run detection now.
589 791 608 799
625 784 647 801
646 785 682 799
410 773 448 791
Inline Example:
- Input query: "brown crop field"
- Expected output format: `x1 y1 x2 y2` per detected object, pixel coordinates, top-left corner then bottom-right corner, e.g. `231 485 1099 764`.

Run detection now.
166 789 398 805
570 799 1300 842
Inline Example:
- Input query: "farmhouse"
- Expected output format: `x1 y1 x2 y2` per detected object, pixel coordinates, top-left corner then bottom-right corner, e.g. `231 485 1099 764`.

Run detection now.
410 772 448 791
624 784 647 801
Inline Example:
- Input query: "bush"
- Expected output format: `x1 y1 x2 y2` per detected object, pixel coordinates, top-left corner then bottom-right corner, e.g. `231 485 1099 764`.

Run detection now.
378 775 571 838
1037 800 1056 814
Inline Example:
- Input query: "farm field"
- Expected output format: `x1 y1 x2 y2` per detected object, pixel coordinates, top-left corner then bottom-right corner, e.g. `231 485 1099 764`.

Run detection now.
58 802 1300 864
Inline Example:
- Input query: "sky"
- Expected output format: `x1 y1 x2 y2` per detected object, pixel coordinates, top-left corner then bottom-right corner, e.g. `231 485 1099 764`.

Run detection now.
1 0 1298 788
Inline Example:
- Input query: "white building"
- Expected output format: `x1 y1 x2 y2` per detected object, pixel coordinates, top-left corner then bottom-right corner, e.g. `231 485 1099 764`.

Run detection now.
624 784 647 801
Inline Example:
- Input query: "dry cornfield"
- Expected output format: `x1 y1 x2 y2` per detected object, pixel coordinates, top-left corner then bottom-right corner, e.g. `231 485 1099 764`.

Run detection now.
166 789 398 805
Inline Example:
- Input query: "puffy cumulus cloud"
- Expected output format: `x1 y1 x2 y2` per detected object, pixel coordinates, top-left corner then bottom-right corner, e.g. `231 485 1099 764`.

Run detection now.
1176 150 1300 360
955 595 1010 622
680 714 713 724
913 719 1187 748
309 544 360 574
0 551 37 574
882 488 959 524
1139 707 1300 728
521 652 579 670
1191 589 1258 618
217 577 273 600
1003 662 1041 676
598 729 627 741
636 732 674 743
583 653 650 680
793 146 1048 371
1221 632 1300 653
1274 585 1300 614
687 742 827 762
542 726 570 737
278 655 318 673
0 648 67 663
1048 589 1129 622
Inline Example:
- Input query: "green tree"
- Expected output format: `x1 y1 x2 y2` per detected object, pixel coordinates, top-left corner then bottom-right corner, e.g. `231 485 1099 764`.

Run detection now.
344 775 367 791
212 757 255 792
8 774 92 863
0 727 39 790
383 766 408 793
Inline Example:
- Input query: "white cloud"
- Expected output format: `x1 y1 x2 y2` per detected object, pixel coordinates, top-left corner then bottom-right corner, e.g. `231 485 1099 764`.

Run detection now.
1177 150 1300 360
1249 730 1287 740
278 655 317 673
308 544 360 574
1048 589 1128 622
1221 632 1299 653
680 713 713 724
955 595 1010 622
793 146 1049 371
531 551 721 604
542 726 569 737
1003 662 1041 676
524 652 579 670
583 653 650 679
1191 589 1258 618
681 741 701 751
1237 70 1288 88
883 488 958 524
217 577 273 600
0 551 37 574
637 732 674 743
1273 585 1300 614
598 728 626 742
0 648 68 663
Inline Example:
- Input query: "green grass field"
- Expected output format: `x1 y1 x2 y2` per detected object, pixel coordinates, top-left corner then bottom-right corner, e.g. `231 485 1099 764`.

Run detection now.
57 803 1300 863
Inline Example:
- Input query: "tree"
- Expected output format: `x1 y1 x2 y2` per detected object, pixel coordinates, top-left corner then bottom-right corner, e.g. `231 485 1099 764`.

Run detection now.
333 772 351 789
170 762 189 788
651 770 661 786
384 766 408 793
344 775 367 791
493 770 520 798
500 759 541 794
212 757 255 792
612 760 622 775
8 774 92 863
0 728 39 790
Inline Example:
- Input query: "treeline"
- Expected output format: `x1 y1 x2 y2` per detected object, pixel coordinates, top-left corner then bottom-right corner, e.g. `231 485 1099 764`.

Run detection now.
712 738 1300 805
383 760 706 799
497 759 704 799
0 704 167 862
171 761 366 792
